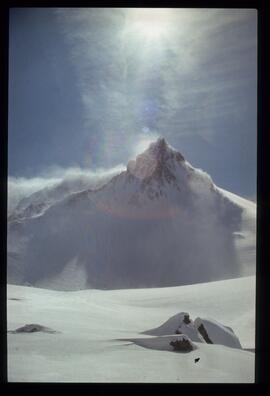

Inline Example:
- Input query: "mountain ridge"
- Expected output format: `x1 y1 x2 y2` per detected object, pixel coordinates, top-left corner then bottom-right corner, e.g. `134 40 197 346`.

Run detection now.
7 138 256 290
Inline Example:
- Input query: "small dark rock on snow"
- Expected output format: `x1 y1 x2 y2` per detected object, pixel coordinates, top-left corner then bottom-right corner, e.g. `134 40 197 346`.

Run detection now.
8 323 59 334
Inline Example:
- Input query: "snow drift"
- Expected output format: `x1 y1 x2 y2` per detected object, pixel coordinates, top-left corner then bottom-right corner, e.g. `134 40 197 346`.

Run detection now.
7 138 256 290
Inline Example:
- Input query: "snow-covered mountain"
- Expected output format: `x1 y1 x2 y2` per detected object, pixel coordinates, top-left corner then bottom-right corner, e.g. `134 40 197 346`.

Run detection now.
8 169 117 221
7 138 256 290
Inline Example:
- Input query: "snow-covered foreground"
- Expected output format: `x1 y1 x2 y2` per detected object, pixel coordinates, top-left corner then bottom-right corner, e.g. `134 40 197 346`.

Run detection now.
7 276 255 383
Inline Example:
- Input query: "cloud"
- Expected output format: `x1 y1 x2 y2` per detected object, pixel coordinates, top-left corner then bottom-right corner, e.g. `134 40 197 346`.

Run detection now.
54 7 256 168
8 176 59 212
8 164 125 212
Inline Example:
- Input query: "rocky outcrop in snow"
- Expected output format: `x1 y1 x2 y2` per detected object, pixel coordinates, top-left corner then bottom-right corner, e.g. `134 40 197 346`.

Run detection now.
8 323 59 334
194 317 242 349
170 335 195 352
143 311 242 350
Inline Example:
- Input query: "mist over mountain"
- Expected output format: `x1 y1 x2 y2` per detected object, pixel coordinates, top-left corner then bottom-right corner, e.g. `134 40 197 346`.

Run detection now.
7 138 256 290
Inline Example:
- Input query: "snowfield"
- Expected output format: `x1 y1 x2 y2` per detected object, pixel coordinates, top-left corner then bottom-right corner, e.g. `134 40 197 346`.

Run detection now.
7 275 255 383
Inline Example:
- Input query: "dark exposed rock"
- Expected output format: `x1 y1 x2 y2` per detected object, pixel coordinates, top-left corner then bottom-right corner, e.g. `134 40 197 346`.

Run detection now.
170 337 194 352
197 323 213 344
8 323 59 334
183 314 191 324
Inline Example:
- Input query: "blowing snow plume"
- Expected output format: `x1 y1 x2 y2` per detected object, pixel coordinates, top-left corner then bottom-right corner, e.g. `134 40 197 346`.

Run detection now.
7 138 255 290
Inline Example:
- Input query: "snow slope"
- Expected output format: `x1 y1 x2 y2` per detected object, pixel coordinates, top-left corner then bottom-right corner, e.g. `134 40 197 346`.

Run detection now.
7 275 255 382
7 138 256 290
219 188 256 275
8 167 122 220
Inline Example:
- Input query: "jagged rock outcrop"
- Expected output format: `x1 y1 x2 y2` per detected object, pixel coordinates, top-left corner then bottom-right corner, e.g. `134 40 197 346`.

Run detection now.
143 311 242 349
170 335 194 352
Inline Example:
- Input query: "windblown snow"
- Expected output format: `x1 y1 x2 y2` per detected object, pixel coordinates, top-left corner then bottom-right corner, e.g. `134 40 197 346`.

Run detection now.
7 138 256 290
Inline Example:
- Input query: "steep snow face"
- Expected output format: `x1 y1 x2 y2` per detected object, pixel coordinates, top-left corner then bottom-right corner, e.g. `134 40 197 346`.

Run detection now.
7 138 254 290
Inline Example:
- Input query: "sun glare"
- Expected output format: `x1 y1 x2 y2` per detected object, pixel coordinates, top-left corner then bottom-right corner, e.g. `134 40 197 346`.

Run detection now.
125 8 172 40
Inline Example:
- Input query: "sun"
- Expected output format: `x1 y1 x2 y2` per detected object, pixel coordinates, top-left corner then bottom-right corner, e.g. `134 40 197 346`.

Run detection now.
125 8 172 41
133 15 167 39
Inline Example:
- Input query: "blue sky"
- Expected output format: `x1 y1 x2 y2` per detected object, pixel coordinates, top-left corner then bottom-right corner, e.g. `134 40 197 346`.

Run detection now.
9 8 257 200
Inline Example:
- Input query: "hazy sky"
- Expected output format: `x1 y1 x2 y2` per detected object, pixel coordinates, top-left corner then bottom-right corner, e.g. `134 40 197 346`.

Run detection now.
9 8 257 199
